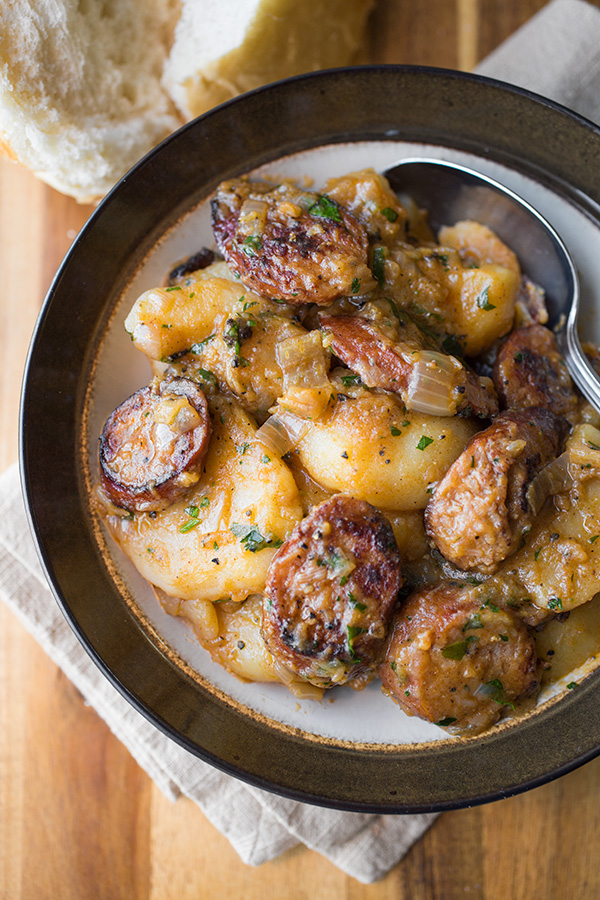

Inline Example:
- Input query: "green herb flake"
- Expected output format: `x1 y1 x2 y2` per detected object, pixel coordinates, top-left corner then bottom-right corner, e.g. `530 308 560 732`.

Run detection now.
372 245 386 287
588 440 600 452
185 505 199 518
165 285 182 292
499 634 509 642
476 285 496 311
463 613 484 632
190 334 215 354
391 425 402 436
261 454 271 464
340 373 362 387
197 369 217 386
199 496 210 509
482 600 500 612
308 194 342 222
590 535 600 543
347 625 366 660
380 206 399 222
436 717 457 727
351 277 361 294
567 681 578 690
230 522 282 553
179 518 200 534
417 435 434 451
242 235 262 256
441 639 474 661
548 597 563 610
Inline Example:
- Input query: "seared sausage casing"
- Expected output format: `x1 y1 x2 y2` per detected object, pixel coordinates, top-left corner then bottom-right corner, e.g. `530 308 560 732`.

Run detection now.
319 313 498 419
425 407 568 573
379 584 539 734
211 178 373 305
100 377 211 513
262 495 402 687
493 324 578 421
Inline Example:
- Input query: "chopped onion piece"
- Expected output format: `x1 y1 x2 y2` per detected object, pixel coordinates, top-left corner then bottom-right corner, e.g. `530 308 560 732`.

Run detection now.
405 350 463 416
237 199 268 239
526 423 600 516
526 453 572 517
254 410 311 457
276 331 334 419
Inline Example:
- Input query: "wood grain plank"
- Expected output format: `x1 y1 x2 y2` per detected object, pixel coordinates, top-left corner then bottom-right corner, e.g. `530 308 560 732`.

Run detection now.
4 2 600 898
370 0 459 68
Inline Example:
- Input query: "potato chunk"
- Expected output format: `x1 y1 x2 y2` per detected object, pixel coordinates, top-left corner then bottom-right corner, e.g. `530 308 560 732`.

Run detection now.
103 396 303 603
295 390 478 510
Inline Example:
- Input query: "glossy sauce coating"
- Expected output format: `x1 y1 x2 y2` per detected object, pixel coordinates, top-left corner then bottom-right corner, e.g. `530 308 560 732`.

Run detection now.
379 583 539 735
99 377 211 513
262 494 402 686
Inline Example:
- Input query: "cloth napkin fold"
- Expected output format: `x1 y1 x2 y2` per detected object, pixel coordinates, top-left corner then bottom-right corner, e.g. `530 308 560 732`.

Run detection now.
4 0 600 883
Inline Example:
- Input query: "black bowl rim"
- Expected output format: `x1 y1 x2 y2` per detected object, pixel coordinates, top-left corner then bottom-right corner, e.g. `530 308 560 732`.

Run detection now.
19 64 600 813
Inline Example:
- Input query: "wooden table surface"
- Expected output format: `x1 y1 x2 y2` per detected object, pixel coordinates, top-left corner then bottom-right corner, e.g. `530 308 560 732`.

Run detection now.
3 2 600 897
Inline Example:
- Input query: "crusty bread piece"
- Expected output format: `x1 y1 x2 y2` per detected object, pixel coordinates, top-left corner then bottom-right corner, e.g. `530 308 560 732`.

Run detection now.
0 0 373 203
163 0 375 118
0 0 183 203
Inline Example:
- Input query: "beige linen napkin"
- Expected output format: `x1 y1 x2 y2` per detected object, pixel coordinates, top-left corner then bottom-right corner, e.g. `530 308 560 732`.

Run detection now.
3 0 600 883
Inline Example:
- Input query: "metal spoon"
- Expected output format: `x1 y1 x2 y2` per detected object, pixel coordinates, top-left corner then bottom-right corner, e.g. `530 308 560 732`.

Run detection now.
383 157 600 411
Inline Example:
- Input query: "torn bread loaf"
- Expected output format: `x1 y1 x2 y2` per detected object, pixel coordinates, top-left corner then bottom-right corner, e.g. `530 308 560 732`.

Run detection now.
0 0 374 203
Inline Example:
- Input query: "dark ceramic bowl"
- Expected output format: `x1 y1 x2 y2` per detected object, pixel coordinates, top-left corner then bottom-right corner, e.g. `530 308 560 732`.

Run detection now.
20 66 600 813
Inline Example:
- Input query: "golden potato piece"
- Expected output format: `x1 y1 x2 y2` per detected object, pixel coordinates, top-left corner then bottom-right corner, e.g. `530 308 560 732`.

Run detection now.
295 391 478 510
102 395 303 603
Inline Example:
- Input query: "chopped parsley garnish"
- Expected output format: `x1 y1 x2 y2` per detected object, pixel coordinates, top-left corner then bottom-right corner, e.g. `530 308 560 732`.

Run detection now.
340 373 362 386
165 285 182 292
196 368 217 386
567 681 578 690
417 435 434 451
261 454 271 464
242 235 262 256
380 206 399 222
591 535 599 543
441 637 476 661
548 597 563 611
308 194 342 222
230 523 282 553
480 678 514 708
372 245 386 287
391 426 402 436
588 440 600 452
476 285 496 311
190 334 215 354
347 625 366 660
463 613 483 631
436 717 457 727
483 600 499 613
351 277 361 294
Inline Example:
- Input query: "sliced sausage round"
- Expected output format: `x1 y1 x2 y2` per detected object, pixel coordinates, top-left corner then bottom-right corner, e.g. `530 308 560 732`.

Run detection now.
262 494 402 687
211 178 373 305
99 377 211 513
379 584 539 735
424 407 568 574
493 324 578 421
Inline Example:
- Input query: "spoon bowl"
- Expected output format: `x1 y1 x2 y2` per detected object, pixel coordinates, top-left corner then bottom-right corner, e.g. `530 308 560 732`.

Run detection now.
383 158 600 410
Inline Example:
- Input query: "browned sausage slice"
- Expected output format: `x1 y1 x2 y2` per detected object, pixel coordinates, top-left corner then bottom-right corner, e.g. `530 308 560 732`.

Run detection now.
262 494 402 687
319 314 499 419
100 377 211 513
493 324 578 421
211 178 373 305
424 407 568 574
379 584 539 735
